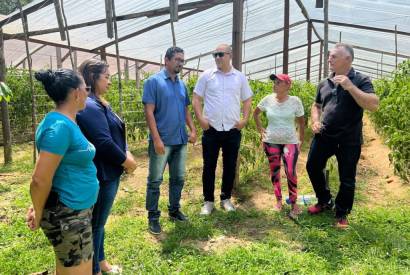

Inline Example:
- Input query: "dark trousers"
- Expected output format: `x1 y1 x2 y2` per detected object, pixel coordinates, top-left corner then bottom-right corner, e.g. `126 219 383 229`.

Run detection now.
202 127 241 202
306 135 361 217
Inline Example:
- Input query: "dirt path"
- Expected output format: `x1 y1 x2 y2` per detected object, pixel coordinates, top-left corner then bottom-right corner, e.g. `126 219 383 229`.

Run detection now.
358 115 409 206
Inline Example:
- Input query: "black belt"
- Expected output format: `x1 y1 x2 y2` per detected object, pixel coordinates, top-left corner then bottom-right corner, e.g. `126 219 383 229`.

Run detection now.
44 191 65 208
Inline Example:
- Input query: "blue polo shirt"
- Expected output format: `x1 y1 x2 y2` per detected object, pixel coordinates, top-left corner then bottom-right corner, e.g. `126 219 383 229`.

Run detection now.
142 69 190 145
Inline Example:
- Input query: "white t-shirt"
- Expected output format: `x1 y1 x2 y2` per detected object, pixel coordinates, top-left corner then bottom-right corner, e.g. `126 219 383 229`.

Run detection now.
257 94 304 144
194 67 253 131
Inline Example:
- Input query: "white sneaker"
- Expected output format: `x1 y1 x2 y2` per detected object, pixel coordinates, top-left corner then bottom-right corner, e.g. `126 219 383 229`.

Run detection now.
200 201 214 215
220 199 236 212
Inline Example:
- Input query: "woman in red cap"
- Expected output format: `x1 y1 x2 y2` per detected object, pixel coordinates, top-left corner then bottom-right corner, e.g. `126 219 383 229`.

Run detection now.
253 74 305 218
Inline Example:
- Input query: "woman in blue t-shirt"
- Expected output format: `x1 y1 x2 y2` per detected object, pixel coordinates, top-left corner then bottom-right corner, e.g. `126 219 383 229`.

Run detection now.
253 74 305 219
26 69 99 274
77 59 137 275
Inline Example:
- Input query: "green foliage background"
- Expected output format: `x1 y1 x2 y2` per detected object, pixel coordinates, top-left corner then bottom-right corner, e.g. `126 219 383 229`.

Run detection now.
2 66 408 182
370 60 410 182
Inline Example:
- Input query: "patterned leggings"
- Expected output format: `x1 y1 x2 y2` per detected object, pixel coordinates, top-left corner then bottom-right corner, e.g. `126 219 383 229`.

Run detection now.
263 143 299 204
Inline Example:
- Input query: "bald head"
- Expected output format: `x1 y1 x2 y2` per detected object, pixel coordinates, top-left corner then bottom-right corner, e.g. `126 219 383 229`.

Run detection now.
216 44 232 54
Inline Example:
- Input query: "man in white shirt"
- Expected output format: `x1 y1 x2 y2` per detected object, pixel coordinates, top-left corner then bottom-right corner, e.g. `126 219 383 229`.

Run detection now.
192 44 253 215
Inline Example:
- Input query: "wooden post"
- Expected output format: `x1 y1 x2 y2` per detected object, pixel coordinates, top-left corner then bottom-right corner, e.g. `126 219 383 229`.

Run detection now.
376 62 379 79
60 0 75 69
18 0 37 163
283 0 290 74
124 59 129 84
232 0 243 188
306 21 312 81
0 28 12 164
135 61 140 89
160 54 163 70
53 0 67 41
100 48 107 61
111 0 123 116
73 50 77 69
323 0 329 78
395 25 398 69
196 56 201 77
232 0 243 71
319 40 323 81
56 47 62 68
274 55 277 74
105 0 113 38
169 0 178 47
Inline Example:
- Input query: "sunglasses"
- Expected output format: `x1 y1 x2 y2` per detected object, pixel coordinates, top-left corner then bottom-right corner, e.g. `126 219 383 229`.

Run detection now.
85 87 92 93
212 52 229 58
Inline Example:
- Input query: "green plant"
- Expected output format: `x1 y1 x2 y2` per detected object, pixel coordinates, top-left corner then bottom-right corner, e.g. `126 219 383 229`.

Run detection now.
370 60 410 182
0 81 13 102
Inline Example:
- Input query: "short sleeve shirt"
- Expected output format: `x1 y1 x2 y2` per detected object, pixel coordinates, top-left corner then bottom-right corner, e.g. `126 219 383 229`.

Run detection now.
315 68 375 145
194 67 253 131
142 69 190 145
35 112 99 210
257 95 304 144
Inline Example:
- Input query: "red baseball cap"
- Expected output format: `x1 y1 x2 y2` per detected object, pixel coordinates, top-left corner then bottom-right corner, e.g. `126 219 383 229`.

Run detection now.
269 74 292 84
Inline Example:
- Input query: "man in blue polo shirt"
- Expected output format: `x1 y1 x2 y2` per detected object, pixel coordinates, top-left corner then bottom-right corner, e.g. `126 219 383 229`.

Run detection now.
142 46 197 234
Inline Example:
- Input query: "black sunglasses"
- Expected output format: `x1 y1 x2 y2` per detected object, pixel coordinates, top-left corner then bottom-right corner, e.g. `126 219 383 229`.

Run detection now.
212 52 228 58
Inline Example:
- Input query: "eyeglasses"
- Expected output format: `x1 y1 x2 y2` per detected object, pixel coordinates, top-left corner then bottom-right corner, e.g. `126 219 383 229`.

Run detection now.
212 52 229 58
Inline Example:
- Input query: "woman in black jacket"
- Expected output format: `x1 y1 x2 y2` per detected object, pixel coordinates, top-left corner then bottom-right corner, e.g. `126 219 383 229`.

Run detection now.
77 59 137 274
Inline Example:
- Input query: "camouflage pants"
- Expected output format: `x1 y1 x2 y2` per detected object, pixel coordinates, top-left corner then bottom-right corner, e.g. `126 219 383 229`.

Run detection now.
40 203 93 267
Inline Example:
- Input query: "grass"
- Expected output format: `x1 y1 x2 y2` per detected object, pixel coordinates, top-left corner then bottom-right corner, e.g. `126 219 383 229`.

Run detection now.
0 139 409 274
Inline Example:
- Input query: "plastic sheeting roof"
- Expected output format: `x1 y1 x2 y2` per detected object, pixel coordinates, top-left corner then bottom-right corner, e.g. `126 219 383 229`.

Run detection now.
2 0 409 83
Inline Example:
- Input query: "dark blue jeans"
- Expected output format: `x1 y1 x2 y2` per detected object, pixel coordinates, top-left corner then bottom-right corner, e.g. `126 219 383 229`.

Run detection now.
146 140 187 221
92 177 120 274
306 135 361 217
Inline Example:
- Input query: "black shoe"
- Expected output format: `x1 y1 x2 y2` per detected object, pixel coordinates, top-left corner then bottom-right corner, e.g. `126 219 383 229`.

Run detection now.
148 219 161 235
169 210 188 222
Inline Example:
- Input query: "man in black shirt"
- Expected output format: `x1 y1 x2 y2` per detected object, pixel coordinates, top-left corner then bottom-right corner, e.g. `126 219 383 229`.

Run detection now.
306 43 379 229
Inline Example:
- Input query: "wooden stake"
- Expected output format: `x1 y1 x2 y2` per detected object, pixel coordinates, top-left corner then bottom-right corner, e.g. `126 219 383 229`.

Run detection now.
0 29 12 164
18 0 37 163
111 0 123 116
395 25 398 69
135 61 140 89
